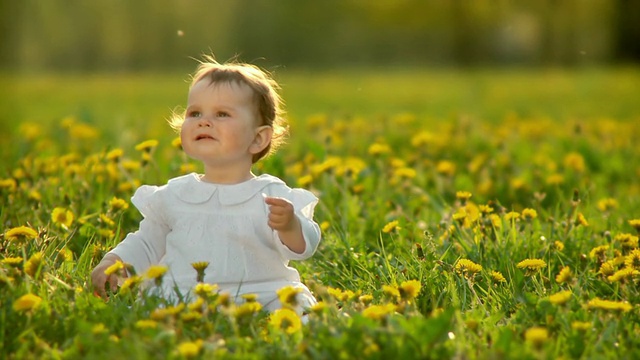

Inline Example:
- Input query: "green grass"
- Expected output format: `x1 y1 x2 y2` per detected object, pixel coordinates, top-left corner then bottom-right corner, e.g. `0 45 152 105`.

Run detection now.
1 67 640 359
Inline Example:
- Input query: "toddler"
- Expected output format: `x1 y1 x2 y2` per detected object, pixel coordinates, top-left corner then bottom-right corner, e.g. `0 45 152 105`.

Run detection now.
91 56 321 314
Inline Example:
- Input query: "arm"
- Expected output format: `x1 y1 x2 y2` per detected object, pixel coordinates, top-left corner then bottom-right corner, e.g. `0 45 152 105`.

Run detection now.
265 196 306 254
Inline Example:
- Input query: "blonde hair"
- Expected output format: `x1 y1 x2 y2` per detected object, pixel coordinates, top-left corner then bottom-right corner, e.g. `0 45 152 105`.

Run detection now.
170 55 288 162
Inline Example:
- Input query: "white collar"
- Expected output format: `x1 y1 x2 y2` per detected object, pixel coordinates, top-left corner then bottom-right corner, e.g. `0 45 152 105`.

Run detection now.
167 173 284 205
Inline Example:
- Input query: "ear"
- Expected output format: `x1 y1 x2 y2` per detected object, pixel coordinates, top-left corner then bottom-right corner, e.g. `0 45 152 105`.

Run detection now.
249 125 273 155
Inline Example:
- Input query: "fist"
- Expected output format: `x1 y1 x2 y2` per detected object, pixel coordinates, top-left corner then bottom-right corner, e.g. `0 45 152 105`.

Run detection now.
264 196 297 232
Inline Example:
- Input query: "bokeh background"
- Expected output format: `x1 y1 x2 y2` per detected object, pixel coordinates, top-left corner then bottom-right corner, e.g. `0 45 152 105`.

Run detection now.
2 0 639 72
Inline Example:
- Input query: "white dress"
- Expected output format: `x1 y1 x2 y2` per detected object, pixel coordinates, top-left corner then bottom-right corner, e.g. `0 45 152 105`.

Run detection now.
108 172 321 312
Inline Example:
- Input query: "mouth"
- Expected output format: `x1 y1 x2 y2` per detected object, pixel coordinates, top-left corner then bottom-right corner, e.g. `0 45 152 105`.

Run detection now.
195 134 214 141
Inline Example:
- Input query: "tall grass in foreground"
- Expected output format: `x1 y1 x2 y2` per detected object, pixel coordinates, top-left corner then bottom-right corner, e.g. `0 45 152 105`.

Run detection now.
1 70 640 358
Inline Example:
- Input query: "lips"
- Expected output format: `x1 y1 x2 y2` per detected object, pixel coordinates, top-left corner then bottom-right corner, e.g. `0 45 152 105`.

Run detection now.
195 134 214 141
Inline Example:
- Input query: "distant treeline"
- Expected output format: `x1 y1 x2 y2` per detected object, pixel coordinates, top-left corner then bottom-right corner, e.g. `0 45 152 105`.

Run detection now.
1 0 639 72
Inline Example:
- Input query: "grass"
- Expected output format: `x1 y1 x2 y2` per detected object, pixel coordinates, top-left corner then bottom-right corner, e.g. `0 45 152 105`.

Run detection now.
1 66 640 359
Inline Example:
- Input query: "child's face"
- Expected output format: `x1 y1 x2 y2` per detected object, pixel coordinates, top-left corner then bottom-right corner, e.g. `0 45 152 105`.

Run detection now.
181 79 267 167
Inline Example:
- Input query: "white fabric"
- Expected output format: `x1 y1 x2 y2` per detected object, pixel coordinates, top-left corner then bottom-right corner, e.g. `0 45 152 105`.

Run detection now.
108 173 321 311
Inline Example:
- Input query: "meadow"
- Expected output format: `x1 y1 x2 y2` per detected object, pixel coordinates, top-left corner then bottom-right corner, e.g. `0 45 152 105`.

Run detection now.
1 66 640 359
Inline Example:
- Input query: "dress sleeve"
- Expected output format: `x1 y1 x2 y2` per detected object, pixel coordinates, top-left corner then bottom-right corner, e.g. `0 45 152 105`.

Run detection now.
107 185 169 275
271 187 321 261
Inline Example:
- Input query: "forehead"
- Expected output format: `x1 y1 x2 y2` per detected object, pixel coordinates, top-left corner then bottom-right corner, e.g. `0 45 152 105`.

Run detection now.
188 79 256 102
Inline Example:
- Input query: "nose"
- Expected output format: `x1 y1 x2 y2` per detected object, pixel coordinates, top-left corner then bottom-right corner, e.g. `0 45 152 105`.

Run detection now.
197 117 212 127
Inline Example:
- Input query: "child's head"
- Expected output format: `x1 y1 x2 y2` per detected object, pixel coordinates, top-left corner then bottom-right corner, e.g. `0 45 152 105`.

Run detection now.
171 56 287 163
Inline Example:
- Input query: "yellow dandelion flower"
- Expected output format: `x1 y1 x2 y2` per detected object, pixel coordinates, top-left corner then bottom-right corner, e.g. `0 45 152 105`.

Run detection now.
598 261 616 276
546 173 564 185
555 266 573 284
191 261 210 283
2 257 23 267
13 293 42 312
106 148 124 162
504 211 520 222
616 233 639 249
490 270 507 284
177 340 203 358
187 297 205 312
320 221 330 232
297 174 313 187
310 301 327 314
368 142 391 156
597 198 618 212
629 219 640 232
109 197 129 212
455 259 483 278
456 191 472 202
134 139 159 152
589 245 609 259
4 226 38 244
576 213 589 227
392 167 417 180
479 204 494 214
362 303 396 321
436 160 456 177
626 249 640 269
24 252 45 278
277 286 302 307
242 293 258 302
120 275 143 294
193 283 218 297
553 241 565 251
327 287 349 302
607 267 639 282
181 311 203 322
358 294 374 305
516 259 547 272
28 190 42 202
548 290 572 305
489 214 502 228
398 280 421 300
104 260 124 276
382 284 400 299
524 327 548 348
571 321 591 331
233 301 263 319
563 152 586 173
100 213 116 227
51 207 74 228
586 298 633 312
92 323 107 335
382 220 400 233
0 178 17 192
145 265 168 280
135 320 158 329
521 208 537 221
171 137 182 149
270 308 302 334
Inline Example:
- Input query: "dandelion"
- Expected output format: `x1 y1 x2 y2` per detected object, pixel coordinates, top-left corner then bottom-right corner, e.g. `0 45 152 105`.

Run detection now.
586 298 633 312
522 208 537 221
454 259 483 279
368 142 391 156
358 294 374 305
398 280 421 300
277 286 302 308
576 213 589 227
598 261 616 276
490 270 507 284
177 340 203 358
571 321 591 331
106 148 124 162
524 327 548 349
310 301 328 314
456 191 472 203
194 283 218 298
135 320 158 329
607 267 639 282
109 197 129 212
516 259 547 275
100 213 116 228
616 233 639 249
597 198 618 212
548 290 572 305
120 275 143 294
392 167 417 180
479 204 494 214
269 308 302 334
504 211 520 222
134 139 159 152
24 252 45 278
2 257 23 267
104 260 124 276
0 178 17 192
382 220 400 233
5 225 38 244
382 284 400 299
171 137 182 149
546 174 564 185
145 265 168 287
233 301 263 319
51 207 74 228
555 266 573 284
297 174 313 187
191 261 210 282
629 219 640 233
362 303 396 321
92 323 108 335
12 293 42 312
625 249 640 269
589 245 609 260
436 160 456 177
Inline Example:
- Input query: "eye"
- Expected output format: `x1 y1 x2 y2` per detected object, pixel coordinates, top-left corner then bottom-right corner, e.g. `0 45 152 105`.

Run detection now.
216 111 230 118
187 111 201 118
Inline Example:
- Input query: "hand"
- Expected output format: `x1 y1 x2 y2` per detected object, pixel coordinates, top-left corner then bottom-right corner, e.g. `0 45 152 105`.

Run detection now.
265 196 298 232
91 254 127 299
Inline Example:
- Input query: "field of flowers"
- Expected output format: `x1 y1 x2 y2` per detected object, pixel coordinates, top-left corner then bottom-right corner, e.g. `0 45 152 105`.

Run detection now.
1 67 640 359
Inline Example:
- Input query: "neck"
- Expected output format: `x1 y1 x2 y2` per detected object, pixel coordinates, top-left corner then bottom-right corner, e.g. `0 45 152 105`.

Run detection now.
200 164 255 184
